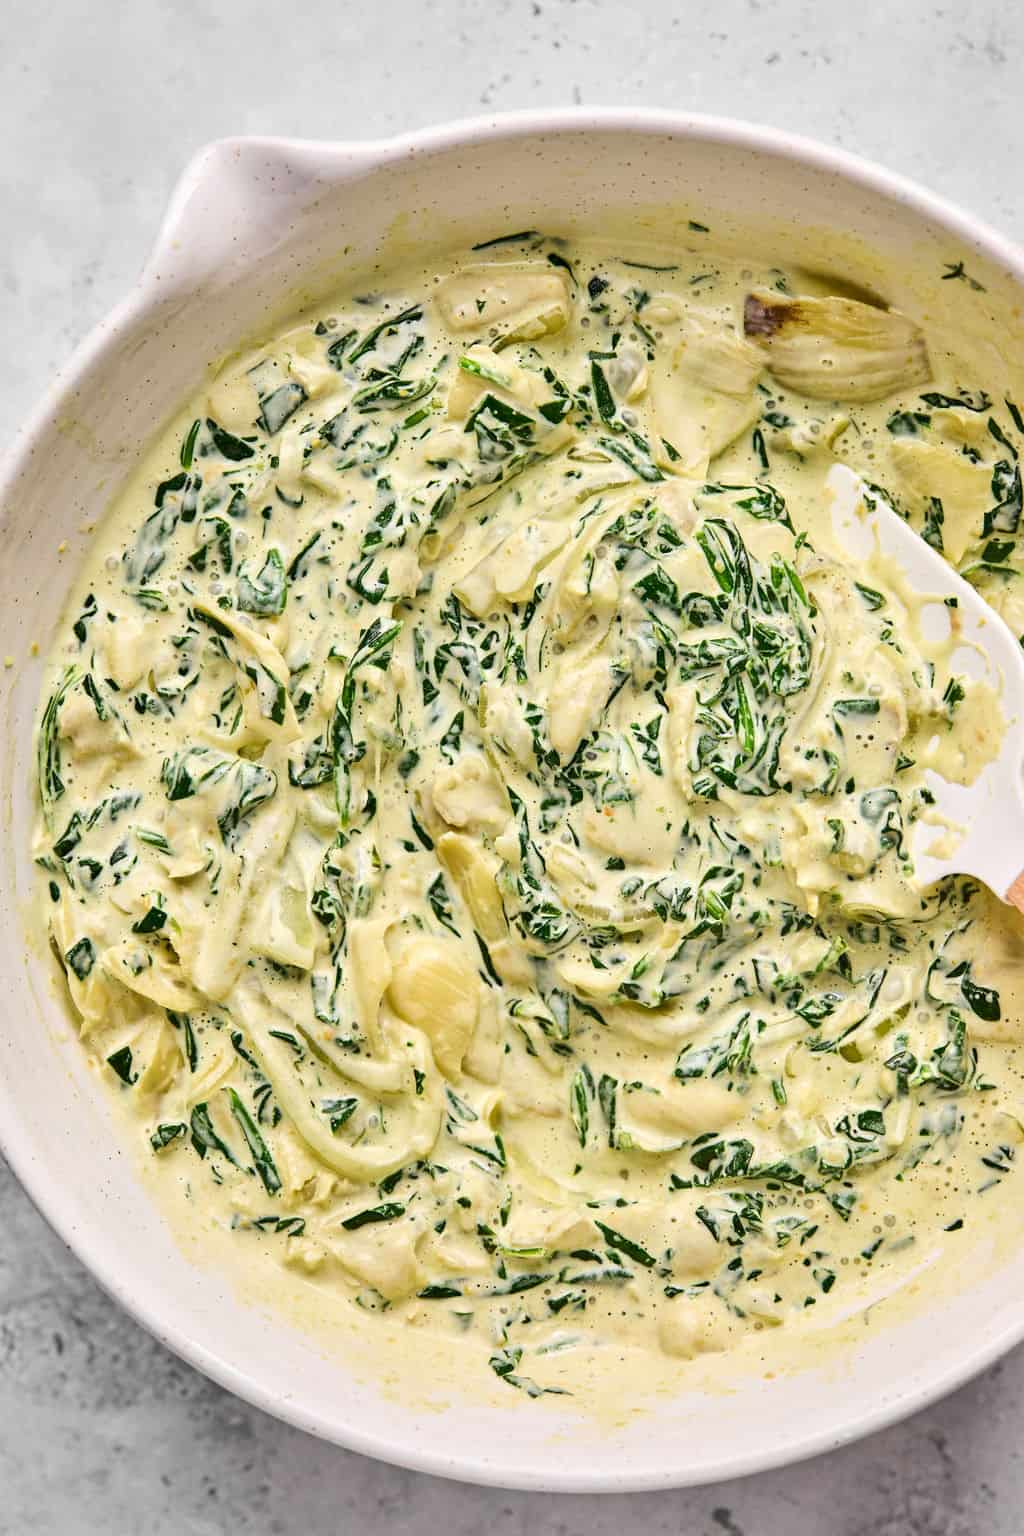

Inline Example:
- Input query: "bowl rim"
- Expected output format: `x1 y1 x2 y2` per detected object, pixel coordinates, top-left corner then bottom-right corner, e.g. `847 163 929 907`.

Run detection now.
4 105 1024 1493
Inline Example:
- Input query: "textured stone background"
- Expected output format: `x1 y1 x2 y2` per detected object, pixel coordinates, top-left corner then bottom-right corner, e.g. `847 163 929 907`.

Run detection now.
3 2 1023 1531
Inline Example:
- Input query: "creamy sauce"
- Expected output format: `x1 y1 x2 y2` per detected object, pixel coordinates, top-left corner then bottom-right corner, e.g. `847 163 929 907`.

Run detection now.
32 238 1024 1403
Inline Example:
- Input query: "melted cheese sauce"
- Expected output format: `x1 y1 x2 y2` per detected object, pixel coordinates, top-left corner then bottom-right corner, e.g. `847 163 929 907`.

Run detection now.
32 238 1024 1402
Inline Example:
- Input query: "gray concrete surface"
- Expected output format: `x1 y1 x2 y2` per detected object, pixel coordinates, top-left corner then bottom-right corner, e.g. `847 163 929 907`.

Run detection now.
3 2 1023 1530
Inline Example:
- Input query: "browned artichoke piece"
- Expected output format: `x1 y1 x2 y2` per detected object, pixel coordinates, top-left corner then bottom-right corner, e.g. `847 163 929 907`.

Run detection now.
743 289 931 402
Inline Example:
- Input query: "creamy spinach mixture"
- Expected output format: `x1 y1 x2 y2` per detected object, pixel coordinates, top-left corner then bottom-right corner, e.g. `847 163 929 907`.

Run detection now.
34 237 1024 1395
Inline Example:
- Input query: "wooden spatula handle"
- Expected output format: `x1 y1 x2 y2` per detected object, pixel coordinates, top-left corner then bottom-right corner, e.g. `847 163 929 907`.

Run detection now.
1007 872 1024 914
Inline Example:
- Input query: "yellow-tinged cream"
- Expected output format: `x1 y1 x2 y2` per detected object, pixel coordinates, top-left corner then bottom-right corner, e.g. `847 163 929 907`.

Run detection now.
31 238 1024 1401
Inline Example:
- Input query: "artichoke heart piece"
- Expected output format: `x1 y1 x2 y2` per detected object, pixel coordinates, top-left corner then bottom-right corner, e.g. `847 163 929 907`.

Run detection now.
548 650 616 759
387 933 480 1077
436 832 507 943
743 289 931 402
679 314 764 397
437 263 571 344
454 518 571 616
652 313 764 476
431 752 510 835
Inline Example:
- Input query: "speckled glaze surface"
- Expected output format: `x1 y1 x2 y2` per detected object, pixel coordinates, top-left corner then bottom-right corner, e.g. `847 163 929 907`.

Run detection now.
4 103 1024 1496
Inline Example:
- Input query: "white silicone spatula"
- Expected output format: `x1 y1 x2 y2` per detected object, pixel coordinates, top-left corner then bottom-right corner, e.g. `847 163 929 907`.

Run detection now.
827 465 1024 912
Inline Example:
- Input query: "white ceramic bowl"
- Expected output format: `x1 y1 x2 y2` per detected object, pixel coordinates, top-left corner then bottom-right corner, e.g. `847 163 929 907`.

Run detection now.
4 109 1024 1492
